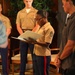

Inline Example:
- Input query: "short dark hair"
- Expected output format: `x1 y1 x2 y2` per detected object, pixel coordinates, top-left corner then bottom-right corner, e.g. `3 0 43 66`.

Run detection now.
71 0 75 5
66 0 75 5
37 10 48 18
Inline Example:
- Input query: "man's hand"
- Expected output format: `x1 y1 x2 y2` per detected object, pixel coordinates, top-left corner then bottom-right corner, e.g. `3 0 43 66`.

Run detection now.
54 55 61 68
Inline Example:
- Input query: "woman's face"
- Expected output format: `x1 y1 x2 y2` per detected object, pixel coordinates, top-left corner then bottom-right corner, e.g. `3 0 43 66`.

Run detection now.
35 14 45 26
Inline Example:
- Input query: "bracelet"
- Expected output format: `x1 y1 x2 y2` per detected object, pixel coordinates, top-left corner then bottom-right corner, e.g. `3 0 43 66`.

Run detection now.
58 57 63 62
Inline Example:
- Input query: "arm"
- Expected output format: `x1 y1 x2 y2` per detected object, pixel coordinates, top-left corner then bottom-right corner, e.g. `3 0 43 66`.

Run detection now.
16 12 23 35
6 18 12 37
16 24 23 35
59 40 75 60
35 41 50 48
32 22 40 32
54 40 75 68
26 37 50 48
6 28 11 37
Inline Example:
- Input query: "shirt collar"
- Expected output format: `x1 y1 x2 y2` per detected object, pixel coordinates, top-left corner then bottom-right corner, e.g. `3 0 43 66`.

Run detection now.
68 12 75 19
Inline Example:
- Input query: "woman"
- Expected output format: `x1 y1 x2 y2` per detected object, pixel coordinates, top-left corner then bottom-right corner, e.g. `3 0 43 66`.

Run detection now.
27 10 54 75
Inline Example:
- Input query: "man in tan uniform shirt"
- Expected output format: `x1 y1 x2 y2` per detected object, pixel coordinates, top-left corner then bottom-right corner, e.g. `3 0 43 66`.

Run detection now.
16 0 37 75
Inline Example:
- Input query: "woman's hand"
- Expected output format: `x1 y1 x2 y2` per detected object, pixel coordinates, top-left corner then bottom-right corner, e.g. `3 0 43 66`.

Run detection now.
28 37 37 44
23 37 37 44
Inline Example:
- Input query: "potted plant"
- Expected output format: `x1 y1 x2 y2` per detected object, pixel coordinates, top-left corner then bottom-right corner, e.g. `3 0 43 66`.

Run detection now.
7 0 54 20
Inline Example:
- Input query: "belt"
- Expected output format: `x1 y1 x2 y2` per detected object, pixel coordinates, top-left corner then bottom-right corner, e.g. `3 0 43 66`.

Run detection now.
22 29 32 32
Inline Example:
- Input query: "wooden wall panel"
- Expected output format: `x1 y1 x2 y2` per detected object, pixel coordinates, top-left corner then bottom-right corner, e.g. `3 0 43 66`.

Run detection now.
49 0 58 48
0 0 10 15
52 0 58 12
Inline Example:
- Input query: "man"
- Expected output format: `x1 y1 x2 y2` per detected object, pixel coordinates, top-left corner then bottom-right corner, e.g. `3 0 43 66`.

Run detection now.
0 3 12 75
54 0 75 75
16 0 37 75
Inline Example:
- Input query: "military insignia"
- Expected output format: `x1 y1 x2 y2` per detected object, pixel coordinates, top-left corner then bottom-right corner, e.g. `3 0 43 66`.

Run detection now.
50 31 53 37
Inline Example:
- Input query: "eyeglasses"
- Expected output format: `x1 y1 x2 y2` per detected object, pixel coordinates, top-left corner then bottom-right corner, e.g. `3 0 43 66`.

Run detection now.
35 17 42 21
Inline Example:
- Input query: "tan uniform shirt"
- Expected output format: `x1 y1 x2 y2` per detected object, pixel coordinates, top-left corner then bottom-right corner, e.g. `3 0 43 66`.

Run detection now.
34 22 54 56
16 7 37 30
0 14 12 48
0 14 12 29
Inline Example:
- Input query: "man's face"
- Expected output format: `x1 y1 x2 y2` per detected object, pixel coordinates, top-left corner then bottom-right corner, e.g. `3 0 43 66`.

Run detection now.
62 0 71 13
0 4 2 13
23 0 33 8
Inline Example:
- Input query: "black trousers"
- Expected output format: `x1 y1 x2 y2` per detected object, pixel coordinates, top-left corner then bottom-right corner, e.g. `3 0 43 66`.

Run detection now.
0 47 8 75
59 66 75 75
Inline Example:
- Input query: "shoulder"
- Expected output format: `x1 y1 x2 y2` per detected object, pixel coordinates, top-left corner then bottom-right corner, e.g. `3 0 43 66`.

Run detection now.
31 7 38 13
45 22 54 29
17 8 26 14
1 15 10 22
44 22 55 33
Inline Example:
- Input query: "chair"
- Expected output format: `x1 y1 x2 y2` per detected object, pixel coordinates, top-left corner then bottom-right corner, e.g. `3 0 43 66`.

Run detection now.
11 53 32 75
11 48 60 75
11 47 32 75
